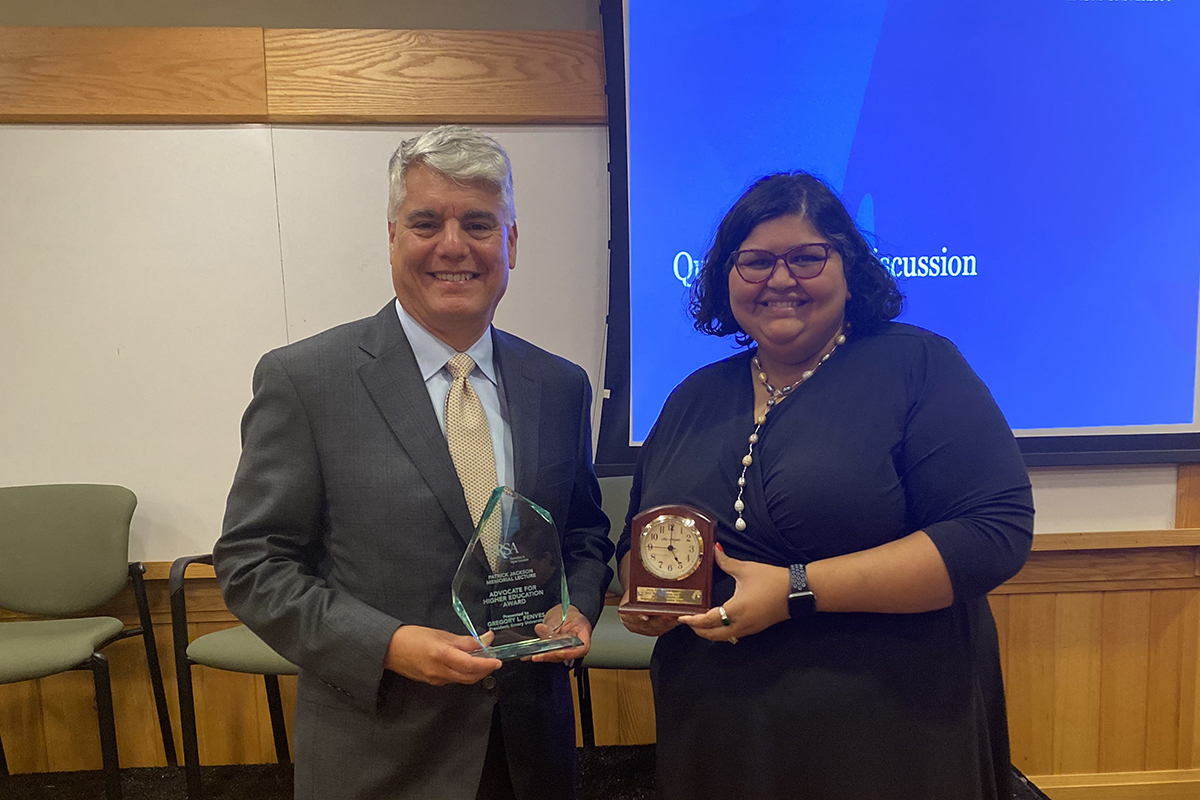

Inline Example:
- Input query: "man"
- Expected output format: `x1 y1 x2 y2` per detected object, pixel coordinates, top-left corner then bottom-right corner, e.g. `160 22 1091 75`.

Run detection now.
214 126 614 800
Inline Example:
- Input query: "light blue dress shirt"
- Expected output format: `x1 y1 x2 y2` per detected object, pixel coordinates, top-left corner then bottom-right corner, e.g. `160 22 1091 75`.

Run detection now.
394 299 514 494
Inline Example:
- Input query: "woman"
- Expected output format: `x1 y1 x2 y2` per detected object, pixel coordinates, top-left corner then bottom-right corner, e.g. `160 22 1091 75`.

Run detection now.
617 172 1033 800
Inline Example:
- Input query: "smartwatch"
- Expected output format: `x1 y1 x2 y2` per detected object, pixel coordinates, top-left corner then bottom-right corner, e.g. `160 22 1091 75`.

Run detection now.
787 563 817 618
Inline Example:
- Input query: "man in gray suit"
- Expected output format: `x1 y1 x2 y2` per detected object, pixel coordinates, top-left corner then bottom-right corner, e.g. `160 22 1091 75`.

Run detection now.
214 126 614 800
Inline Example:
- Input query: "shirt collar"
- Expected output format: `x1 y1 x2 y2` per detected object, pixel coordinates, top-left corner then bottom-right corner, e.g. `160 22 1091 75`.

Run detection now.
394 299 497 386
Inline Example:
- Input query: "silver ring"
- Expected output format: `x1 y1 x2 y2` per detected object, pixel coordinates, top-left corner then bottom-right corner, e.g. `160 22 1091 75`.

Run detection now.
728 635 739 644
718 606 732 626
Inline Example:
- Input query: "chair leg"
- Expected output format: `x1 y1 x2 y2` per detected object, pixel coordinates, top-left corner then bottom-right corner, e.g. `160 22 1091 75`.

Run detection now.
90 654 123 800
264 674 291 764
130 564 178 766
176 658 203 800
575 665 596 748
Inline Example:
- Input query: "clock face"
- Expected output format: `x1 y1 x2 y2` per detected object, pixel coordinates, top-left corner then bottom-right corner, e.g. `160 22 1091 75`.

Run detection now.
638 515 703 580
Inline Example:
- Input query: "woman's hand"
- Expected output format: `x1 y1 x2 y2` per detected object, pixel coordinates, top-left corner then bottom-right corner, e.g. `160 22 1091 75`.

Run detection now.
617 585 683 637
679 544 791 642
616 551 681 637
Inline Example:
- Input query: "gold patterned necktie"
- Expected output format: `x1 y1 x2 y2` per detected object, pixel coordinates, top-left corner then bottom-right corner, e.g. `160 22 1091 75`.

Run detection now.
444 353 501 569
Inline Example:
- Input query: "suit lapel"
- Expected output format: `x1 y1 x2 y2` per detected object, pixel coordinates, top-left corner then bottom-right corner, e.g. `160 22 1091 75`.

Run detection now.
356 304 476 546
494 329 539 498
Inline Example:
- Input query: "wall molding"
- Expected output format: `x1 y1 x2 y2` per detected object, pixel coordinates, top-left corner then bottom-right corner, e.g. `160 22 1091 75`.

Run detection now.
6 531 1200 627
0 27 269 122
0 26 605 123
264 28 605 123
1029 769 1200 799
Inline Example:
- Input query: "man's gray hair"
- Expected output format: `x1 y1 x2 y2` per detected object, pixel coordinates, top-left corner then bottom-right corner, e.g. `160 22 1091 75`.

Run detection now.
386 126 516 225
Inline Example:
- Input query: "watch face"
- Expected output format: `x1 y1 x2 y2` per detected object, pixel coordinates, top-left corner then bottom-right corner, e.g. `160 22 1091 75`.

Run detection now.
638 514 703 580
788 591 817 618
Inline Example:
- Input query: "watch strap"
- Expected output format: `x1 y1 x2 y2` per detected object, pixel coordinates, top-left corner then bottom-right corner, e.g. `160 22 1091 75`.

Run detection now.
787 562 816 618
789 562 810 594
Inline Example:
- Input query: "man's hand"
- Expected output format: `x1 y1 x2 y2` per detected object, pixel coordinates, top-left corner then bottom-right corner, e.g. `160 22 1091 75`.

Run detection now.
384 625 501 686
529 604 592 663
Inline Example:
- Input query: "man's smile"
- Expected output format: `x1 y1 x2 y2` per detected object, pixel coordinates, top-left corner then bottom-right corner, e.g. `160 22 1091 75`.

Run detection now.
432 272 481 282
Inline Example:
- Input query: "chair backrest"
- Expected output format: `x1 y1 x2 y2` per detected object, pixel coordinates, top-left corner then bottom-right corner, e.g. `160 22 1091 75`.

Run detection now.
0 484 135 615
597 475 634 595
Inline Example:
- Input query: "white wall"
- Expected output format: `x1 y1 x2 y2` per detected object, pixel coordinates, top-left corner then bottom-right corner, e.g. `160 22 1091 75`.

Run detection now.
1028 465 1176 532
0 124 1178 560
0 124 608 559
0 126 285 560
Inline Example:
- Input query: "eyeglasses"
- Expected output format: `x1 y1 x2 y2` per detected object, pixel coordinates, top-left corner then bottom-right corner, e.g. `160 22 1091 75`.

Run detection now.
729 243 834 283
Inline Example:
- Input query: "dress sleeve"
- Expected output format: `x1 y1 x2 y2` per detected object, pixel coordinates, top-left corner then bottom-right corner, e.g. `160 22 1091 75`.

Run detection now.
899 335 1035 601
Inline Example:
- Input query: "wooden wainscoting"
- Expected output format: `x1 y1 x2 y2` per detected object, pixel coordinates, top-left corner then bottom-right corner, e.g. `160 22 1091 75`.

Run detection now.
4 531 1200 800
991 532 1200 799
0 563 645 774
0 565 300 773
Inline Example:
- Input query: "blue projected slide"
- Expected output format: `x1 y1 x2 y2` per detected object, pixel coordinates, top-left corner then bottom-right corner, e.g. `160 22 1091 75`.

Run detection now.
626 0 1200 444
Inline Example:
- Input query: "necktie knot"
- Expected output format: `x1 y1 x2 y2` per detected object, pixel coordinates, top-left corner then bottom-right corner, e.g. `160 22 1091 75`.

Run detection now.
447 353 476 381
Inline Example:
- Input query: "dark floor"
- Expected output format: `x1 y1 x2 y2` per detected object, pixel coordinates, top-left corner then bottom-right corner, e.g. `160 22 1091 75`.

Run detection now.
1 748 1047 800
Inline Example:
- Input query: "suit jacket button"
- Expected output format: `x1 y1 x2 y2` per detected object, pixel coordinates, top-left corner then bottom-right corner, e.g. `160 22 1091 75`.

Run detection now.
482 676 497 691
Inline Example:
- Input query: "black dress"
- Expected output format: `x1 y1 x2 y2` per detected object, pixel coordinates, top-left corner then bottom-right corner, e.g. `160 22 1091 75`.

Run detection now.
616 324 1034 800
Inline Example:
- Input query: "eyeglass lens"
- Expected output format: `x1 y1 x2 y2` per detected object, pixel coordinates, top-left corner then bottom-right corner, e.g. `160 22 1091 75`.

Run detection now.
733 244 829 281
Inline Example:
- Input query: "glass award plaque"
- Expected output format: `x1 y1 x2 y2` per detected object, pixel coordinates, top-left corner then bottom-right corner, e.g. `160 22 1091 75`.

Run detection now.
451 486 583 661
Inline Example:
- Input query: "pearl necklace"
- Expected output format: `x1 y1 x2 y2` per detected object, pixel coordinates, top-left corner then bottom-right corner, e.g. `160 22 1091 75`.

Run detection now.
733 333 847 532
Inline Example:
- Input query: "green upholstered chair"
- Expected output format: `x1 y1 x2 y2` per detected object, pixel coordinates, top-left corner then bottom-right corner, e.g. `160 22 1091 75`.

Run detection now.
0 484 177 800
574 474 657 746
170 554 297 800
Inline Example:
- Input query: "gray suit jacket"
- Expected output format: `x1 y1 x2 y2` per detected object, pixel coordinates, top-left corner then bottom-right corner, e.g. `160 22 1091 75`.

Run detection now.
214 303 614 800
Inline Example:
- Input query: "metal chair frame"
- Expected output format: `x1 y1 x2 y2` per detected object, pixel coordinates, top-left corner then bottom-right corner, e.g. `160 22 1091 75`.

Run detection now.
0 562 178 800
170 554 291 800
574 662 601 748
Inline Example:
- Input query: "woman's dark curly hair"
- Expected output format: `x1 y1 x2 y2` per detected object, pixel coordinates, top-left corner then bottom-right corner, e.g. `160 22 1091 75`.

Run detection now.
689 172 903 345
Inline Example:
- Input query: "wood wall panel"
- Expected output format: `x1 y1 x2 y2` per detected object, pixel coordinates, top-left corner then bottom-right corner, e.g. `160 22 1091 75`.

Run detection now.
1036 769 1200 800
1031 531 1200 552
1177 464 1200 771
263 28 606 123
1007 549 1198 586
0 576 233 627
0 620 298 774
1007 594 1058 775
1098 591 1153 772
584 668 656 747
1053 592 1103 773
1176 465 1200 528
1188 605 1200 769
0 26 606 124
103 634 171 769
6 540 1200 800
0 679 47 773
1146 591 1194 770
0 27 268 122
992 578 1200 596
38 669 102 771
